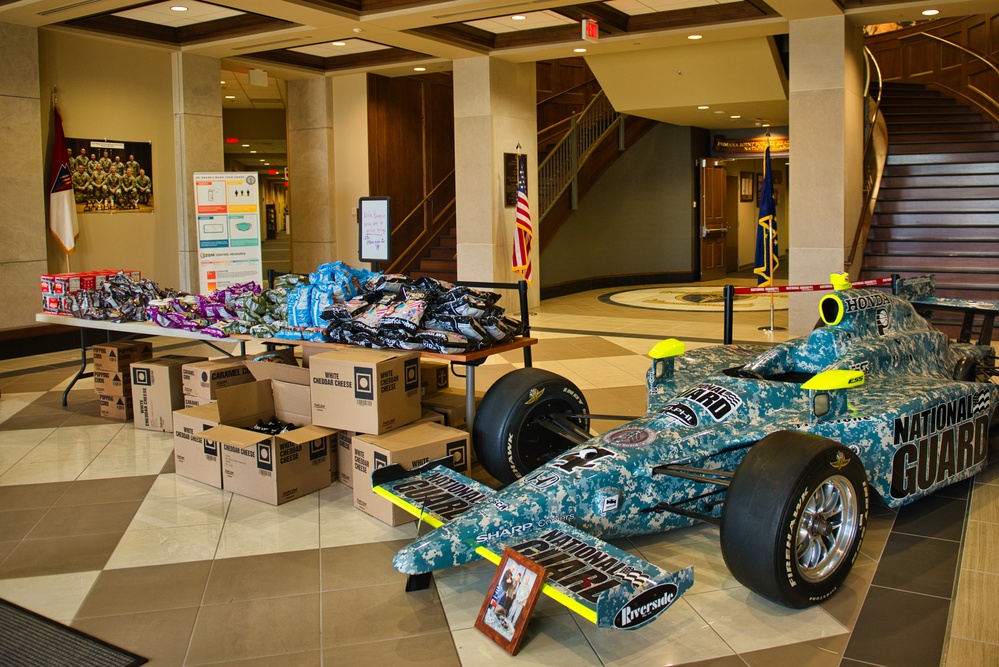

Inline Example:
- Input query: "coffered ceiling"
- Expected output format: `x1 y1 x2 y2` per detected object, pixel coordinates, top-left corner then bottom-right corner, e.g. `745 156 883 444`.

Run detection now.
4 0 994 129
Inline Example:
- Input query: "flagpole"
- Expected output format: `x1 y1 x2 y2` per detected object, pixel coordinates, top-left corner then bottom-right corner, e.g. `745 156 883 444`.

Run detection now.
758 130 785 334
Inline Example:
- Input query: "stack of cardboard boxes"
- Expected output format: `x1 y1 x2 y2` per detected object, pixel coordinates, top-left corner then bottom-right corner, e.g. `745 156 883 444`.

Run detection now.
131 355 207 432
309 348 471 526
165 345 473 521
93 341 152 420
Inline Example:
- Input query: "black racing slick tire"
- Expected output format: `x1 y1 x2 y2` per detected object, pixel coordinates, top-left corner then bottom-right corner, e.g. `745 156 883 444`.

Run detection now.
472 368 589 485
720 431 869 608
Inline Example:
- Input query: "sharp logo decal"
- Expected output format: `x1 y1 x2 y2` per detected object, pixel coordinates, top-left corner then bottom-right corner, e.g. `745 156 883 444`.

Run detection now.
551 447 615 473
614 583 679 629
525 387 545 405
890 392 990 499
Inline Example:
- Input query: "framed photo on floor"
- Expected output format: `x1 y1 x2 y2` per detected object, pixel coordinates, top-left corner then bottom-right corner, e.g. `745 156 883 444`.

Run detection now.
475 548 547 655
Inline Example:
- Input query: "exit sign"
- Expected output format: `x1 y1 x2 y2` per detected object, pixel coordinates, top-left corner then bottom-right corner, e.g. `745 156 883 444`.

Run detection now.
582 18 599 43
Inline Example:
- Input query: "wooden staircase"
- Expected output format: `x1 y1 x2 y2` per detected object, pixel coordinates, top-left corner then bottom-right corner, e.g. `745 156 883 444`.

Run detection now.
409 222 456 281
861 83 999 315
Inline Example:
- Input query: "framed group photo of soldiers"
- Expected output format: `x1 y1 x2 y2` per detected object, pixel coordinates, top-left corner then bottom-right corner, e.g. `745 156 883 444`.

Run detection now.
64 138 153 214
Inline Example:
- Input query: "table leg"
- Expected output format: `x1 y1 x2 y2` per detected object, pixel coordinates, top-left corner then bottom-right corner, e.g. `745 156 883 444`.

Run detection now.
62 328 93 407
465 363 476 433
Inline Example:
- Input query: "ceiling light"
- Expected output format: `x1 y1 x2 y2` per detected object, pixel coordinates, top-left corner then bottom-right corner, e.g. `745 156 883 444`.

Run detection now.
241 144 249 148
511 15 526 20
762 123 771 127
922 9 939 16
224 95 235 99
697 105 709 110
687 34 702 40
573 48 587 53
414 67 426 72
250 150 257 154
331 41 346 46
730 115 741 119
265 163 270 166
220 80 226 84
170 5 188 11
259 159 266 162
714 110 725 114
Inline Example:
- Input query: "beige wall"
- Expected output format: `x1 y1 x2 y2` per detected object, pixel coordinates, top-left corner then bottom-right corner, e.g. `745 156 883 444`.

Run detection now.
38 30 181 288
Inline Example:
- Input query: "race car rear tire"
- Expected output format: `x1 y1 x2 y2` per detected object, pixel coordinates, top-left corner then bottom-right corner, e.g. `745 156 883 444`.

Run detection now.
472 368 589 485
720 431 868 608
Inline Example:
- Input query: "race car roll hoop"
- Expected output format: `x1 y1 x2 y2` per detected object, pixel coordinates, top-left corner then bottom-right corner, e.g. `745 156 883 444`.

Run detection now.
723 275 922 344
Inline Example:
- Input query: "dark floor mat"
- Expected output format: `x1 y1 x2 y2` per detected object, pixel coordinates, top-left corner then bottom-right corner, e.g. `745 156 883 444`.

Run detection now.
0 598 147 667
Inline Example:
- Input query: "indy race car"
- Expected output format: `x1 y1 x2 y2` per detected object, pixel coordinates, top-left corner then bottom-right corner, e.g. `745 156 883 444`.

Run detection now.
372 274 999 631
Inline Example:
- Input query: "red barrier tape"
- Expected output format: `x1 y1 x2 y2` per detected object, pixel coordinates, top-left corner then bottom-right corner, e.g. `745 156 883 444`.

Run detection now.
732 277 893 295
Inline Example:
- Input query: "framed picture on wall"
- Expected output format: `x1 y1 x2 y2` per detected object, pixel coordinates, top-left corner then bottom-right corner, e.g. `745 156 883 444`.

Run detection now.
739 172 754 202
773 169 783 185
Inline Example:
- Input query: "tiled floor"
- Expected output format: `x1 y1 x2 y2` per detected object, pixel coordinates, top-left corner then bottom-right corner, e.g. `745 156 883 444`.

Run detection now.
1 278 998 666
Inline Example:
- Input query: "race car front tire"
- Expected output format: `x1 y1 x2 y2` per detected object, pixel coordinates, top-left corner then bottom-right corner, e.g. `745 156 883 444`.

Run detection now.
720 431 868 608
472 368 589 485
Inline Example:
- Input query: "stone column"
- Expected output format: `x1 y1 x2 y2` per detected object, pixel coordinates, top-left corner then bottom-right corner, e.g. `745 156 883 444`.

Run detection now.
453 57 538 307
0 23 45 330
787 15 866 334
173 52 223 292
288 77 337 274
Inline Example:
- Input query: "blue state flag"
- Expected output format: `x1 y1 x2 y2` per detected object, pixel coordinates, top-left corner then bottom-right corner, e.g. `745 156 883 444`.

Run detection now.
753 146 778 286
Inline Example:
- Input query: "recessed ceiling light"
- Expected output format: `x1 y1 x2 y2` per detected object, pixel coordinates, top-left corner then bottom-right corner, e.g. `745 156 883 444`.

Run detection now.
414 67 426 72
573 48 587 53
730 115 741 119
762 123 771 127
331 41 346 46
220 80 226 84
697 105 709 109
259 159 266 162
265 163 270 166
241 144 249 148
922 9 939 16
170 5 188 11
250 150 257 154
224 95 236 99
511 15 526 20
687 34 702 40
714 110 725 114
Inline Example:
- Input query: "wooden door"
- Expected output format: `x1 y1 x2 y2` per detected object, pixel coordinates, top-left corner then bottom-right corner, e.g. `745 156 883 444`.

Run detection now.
699 161 727 281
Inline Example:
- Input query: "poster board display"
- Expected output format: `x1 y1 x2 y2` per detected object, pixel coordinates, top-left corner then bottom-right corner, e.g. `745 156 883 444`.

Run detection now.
359 197 391 262
193 172 263 294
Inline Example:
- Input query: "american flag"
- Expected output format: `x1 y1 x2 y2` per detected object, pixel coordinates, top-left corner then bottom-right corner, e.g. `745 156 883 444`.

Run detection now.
512 154 533 283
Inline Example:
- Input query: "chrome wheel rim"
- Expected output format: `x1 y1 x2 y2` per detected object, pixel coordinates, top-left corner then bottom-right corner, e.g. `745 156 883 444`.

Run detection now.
795 475 859 583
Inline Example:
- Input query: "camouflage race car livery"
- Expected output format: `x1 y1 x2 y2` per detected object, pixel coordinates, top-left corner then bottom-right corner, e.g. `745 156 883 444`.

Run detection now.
372 275 998 630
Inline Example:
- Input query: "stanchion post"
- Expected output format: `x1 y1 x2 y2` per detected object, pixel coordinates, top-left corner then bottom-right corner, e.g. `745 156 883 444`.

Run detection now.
518 280 533 368
723 285 734 345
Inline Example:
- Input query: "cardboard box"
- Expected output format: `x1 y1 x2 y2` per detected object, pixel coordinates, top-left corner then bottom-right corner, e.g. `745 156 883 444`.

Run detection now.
131 355 208 432
182 349 295 400
351 422 471 525
94 370 131 397
184 395 215 409
93 341 152 373
202 377 335 504
182 357 254 399
172 403 223 488
310 348 421 435
421 388 483 431
336 410 445 488
99 394 133 420
210 422 333 505
419 359 449 397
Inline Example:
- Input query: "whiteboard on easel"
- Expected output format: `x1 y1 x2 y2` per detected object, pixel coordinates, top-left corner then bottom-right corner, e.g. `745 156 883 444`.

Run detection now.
359 197 391 262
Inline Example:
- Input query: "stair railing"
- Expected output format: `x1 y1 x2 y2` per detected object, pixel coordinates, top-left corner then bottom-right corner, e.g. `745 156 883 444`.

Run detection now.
383 170 456 275
846 47 890 277
538 90 620 220
894 20 999 124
